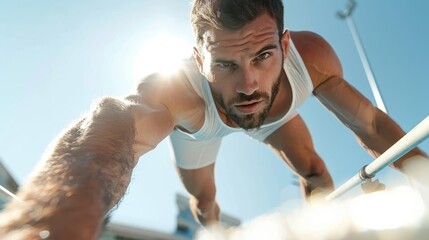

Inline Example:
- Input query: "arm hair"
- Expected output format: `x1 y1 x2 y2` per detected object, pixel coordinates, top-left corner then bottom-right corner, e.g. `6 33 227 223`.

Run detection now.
0 97 137 239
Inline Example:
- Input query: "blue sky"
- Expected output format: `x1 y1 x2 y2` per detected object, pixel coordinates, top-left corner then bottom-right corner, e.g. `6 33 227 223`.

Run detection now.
1 0 428 233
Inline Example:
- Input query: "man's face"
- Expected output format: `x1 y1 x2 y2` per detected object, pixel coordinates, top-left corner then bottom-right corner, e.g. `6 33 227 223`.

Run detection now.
195 12 285 130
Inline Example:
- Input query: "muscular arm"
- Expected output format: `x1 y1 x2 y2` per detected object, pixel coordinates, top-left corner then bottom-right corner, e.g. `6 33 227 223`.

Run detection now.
314 76 428 182
294 31 427 183
265 115 334 199
0 76 176 239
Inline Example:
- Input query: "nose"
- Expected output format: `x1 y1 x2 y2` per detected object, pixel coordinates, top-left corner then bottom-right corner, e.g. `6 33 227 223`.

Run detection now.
236 65 258 95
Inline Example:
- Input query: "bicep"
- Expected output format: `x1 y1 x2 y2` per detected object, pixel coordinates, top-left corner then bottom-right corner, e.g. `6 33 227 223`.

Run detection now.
128 98 175 158
128 73 180 157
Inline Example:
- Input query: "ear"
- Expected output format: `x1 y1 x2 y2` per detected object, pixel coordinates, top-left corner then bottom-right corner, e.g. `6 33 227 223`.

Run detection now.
193 46 204 74
280 29 290 57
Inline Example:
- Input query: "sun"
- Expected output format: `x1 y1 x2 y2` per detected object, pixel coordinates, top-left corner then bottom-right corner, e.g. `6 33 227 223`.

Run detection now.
134 33 193 78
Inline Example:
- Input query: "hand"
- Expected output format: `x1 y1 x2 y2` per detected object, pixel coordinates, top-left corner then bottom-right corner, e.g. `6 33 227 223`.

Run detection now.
308 187 332 203
401 155 429 186
361 179 386 194
189 197 220 226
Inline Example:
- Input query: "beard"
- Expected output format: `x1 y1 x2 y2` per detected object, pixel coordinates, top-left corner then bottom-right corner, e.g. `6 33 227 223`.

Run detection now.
210 73 282 130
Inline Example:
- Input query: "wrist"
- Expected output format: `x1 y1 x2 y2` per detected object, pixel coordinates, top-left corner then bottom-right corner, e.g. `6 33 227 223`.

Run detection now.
400 155 429 186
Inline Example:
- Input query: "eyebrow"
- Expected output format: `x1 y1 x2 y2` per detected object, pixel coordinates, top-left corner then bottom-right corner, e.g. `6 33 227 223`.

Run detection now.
212 59 233 65
212 44 279 64
252 44 278 57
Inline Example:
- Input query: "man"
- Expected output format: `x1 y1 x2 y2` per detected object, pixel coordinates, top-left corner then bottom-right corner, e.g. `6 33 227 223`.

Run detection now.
0 0 427 239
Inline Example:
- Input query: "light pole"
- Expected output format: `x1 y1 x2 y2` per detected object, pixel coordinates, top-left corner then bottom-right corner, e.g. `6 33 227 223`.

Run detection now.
337 0 388 113
336 1 423 197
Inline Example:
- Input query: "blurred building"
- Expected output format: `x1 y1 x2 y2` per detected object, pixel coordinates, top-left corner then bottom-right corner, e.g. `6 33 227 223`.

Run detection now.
0 158 19 209
101 193 241 240
0 158 240 239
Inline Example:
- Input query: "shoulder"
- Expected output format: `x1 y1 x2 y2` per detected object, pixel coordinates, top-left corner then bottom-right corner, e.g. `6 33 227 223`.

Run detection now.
290 31 334 58
289 31 343 88
127 62 205 125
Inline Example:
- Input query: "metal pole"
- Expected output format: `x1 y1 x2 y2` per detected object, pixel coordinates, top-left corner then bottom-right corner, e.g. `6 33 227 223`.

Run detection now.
326 115 429 200
0 185 22 202
337 0 388 113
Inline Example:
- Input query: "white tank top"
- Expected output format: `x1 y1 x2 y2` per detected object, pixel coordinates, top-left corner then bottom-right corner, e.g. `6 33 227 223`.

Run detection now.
174 39 313 142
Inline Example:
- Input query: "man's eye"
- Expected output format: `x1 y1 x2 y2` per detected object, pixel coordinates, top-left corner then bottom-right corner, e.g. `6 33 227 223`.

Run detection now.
215 62 235 69
255 52 271 61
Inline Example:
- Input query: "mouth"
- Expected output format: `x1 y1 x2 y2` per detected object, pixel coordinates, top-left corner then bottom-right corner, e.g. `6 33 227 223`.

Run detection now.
233 100 264 114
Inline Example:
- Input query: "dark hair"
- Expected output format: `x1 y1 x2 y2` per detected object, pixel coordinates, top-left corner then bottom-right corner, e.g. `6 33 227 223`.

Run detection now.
191 0 284 47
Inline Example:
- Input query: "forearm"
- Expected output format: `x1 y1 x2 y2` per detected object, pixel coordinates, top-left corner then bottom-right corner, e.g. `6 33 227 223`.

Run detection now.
355 110 429 186
0 97 137 239
356 110 427 167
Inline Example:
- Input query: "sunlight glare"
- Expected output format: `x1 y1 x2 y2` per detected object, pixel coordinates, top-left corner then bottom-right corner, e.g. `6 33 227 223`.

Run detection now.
196 186 429 240
133 33 192 78
349 186 426 231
